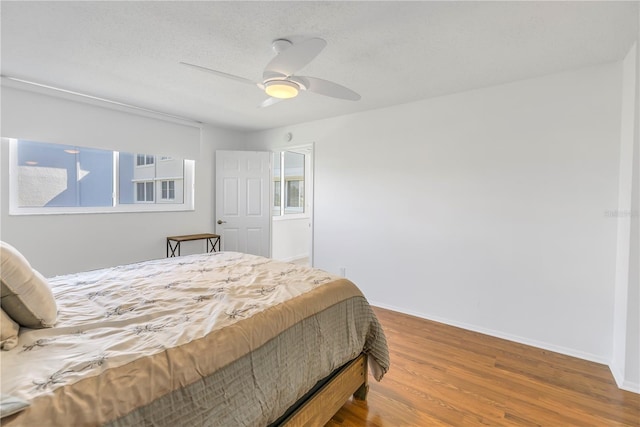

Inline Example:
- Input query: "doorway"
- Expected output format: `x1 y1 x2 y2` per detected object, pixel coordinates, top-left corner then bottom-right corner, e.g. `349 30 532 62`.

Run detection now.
271 144 314 266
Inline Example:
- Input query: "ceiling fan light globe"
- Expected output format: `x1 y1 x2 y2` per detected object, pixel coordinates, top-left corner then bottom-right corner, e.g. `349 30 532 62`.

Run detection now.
265 80 299 99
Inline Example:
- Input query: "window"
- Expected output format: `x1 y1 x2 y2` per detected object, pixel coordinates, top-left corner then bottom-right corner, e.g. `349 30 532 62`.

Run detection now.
273 150 305 216
13 140 113 208
136 182 154 202
273 157 281 215
286 180 303 209
136 154 154 166
8 138 195 214
273 178 281 212
120 153 184 205
161 180 175 200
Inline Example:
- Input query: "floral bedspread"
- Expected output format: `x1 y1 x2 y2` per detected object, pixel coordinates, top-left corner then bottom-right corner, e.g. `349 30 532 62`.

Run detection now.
0 252 339 400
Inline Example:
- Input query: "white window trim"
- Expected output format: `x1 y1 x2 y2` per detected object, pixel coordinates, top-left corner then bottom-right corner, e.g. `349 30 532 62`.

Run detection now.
131 176 184 183
8 139 195 215
272 213 308 221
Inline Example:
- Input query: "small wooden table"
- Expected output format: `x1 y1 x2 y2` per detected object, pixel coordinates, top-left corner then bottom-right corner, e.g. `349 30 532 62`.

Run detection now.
166 233 221 257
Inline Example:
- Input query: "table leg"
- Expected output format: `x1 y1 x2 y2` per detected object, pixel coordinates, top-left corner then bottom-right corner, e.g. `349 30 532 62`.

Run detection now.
167 240 180 257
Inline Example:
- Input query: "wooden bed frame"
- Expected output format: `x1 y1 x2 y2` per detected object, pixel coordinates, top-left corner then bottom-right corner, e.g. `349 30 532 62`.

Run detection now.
279 354 369 426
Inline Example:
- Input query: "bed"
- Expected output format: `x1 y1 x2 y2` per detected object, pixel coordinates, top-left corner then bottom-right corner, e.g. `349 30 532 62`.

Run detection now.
0 246 389 426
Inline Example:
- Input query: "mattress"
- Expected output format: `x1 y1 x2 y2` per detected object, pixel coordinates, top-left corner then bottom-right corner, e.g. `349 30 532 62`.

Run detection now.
0 252 389 426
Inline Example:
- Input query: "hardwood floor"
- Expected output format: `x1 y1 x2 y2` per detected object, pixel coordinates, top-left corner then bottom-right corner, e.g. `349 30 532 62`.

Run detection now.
328 307 640 426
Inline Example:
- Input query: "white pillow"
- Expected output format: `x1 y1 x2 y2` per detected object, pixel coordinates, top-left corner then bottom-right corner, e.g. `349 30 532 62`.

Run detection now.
0 308 19 350
0 241 57 328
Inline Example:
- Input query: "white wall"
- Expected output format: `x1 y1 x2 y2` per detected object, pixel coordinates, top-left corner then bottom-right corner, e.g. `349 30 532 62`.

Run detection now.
1 81 200 159
0 87 246 276
610 37 640 392
272 217 311 262
246 62 623 364
626 10 640 391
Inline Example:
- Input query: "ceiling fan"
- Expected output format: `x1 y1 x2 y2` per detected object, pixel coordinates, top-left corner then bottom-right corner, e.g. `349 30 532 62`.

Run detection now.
180 37 361 108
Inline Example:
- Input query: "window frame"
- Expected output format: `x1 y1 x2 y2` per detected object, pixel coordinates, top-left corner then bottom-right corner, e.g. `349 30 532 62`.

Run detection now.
272 150 307 220
8 138 195 215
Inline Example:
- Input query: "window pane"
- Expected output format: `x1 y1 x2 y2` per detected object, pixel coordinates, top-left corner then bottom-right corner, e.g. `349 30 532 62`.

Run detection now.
136 153 155 166
120 153 184 204
274 180 281 207
16 140 113 208
286 180 302 207
161 180 175 200
284 151 304 214
78 148 113 207
136 182 145 202
146 182 154 202
272 152 281 216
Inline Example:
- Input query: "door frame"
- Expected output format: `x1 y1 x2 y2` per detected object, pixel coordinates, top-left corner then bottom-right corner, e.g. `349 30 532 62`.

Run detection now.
271 142 315 266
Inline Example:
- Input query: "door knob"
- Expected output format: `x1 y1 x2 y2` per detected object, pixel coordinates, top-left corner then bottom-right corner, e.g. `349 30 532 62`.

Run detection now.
217 220 227 225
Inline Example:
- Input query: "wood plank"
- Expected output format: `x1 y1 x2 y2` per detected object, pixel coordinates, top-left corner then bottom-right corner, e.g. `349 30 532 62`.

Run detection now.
166 233 219 241
283 354 367 427
328 307 640 426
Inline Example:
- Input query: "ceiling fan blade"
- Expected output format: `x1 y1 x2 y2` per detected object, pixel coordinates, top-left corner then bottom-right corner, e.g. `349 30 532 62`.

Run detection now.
258 97 285 108
179 62 260 87
290 76 361 101
263 38 327 80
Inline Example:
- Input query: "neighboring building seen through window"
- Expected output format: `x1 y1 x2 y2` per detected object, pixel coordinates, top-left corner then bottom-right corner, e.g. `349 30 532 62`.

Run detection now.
119 152 184 204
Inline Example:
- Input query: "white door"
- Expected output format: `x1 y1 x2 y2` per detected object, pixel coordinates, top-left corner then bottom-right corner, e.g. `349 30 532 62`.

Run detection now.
215 150 271 256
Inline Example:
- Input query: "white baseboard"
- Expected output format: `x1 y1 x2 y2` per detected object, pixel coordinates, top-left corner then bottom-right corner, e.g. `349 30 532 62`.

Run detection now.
618 379 640 393
277 254 309 263
609 360 640 393
619 380 640 394
370 301 610 366
610 361 626 389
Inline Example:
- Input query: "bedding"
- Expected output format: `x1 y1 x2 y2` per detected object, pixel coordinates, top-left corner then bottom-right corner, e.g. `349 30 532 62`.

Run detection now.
0 251 389 426
0 308 19 351
0 241 57 328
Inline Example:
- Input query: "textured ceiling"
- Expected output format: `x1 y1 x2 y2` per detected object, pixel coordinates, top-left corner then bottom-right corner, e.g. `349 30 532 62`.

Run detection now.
1 1 638 131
